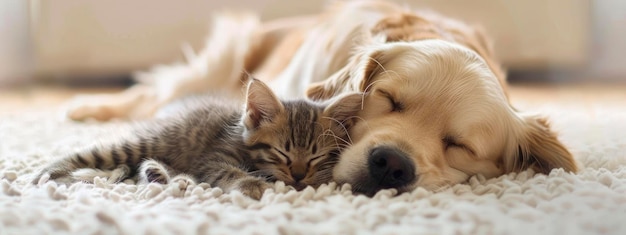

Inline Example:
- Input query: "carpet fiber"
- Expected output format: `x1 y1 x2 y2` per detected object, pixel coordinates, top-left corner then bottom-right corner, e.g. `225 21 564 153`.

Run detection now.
1 86 625 235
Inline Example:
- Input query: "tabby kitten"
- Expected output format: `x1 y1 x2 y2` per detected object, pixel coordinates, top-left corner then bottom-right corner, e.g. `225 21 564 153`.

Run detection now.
32 79 363 199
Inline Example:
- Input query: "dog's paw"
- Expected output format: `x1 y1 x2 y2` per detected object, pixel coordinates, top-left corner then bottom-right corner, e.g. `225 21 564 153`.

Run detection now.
66 85 160 122
65 94 121 121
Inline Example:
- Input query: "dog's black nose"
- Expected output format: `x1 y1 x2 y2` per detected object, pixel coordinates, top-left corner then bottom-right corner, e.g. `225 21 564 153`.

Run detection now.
368 146 416 188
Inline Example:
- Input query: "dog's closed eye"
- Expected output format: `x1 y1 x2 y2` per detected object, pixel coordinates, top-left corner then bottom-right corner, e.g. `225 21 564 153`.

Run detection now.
443 136 475 155
378 90 404 112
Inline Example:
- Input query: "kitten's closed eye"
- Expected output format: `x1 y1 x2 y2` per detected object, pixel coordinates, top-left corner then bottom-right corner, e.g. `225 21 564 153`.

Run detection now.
275 148 292 165
306 155 325 168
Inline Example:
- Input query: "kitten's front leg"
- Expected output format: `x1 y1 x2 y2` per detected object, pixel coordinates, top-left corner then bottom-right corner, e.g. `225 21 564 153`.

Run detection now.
201 162 272 200
138 159 172 184
138 160 197 192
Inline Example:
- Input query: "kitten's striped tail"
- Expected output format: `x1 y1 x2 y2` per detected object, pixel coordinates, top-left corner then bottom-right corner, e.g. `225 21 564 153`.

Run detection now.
31 139 149 184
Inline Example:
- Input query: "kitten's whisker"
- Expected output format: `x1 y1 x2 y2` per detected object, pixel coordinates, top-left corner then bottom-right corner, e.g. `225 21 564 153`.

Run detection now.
321 130 351 147
321 132 346 150
347 115 374 134
322 116 353 146
320 129 345 143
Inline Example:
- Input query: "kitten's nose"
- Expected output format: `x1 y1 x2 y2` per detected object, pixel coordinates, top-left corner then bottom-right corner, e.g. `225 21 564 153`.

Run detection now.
367 146 416 188
292 172 305 182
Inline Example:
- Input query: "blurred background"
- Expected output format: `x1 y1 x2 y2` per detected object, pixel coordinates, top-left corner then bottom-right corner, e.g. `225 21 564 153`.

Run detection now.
0 0 624 87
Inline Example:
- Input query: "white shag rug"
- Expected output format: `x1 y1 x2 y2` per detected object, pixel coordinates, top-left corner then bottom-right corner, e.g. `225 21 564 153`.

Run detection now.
1 95 625 235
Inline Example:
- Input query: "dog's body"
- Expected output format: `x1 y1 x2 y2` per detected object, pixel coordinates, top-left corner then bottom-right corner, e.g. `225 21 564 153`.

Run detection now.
66 0 577 195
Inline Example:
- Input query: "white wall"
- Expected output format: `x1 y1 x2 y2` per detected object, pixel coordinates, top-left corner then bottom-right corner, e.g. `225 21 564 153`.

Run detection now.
0 0 32 85
3 0 625 84
589 0 626 82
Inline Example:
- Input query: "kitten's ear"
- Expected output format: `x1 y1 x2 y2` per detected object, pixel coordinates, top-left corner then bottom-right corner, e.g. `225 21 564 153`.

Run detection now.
323 92 364 127
244 79 284 129
505 114 578 174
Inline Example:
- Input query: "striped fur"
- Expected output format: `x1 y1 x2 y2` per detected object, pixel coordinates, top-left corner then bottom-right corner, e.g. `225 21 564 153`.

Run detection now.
33 79 362 199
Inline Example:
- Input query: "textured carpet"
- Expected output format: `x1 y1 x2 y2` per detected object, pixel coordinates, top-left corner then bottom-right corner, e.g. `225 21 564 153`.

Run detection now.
1 89 625 235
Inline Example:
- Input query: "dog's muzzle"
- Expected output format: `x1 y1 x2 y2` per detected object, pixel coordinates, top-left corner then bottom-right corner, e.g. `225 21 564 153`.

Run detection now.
366 146 416 191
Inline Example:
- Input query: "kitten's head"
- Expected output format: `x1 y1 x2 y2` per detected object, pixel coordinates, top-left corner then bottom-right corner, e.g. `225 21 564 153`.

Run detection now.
242 79 363 190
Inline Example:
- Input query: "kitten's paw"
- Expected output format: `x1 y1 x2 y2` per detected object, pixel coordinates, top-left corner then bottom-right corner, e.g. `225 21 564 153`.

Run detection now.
139 160 170 184
109 165 131 183
171 174 196 191
31 172 50 185
236 178 272 200
31 168 71 185
71 165 131 183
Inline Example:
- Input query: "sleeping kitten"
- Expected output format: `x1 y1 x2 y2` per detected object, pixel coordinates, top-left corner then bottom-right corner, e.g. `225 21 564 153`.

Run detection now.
32 79 362 199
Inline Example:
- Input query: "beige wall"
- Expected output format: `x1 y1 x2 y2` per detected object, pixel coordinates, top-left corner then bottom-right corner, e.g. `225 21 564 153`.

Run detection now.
29 0 324 80
407 0 590 69
0 0 602 82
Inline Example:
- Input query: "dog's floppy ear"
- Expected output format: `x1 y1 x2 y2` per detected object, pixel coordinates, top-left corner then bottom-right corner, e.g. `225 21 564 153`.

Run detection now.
323 92 364 129
506 115 578 174
307 68 352 101
307 49 387 101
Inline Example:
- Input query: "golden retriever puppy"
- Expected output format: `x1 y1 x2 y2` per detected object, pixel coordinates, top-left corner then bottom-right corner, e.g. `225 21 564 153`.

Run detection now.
64 0 577 195
300 2 576 195
309 39 576 195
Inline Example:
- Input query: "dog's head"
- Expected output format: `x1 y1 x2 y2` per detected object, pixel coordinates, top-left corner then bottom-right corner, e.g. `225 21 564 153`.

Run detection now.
307 40 577 195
